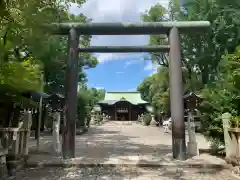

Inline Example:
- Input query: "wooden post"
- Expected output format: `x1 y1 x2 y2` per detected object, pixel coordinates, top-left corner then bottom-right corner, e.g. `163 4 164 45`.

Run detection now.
10 129 18 155
62 110 66 158
22 111 32 157
63 28 79 159
169 27 186 160
19 130 24 155
0 149 7 178
114 105 116 121
128 103 131 121
37 96 43 151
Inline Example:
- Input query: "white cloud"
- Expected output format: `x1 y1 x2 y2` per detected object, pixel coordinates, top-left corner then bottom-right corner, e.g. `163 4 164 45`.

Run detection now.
95 86 105 90
127 88 136 91
144 61 159 74
88 83 105 89
116 71 124 74
69 0 169 63
94 53 121 63
124 59 141 68
93 53 146 64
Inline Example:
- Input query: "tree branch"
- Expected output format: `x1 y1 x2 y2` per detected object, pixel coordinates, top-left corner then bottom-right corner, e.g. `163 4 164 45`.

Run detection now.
151 53 169 67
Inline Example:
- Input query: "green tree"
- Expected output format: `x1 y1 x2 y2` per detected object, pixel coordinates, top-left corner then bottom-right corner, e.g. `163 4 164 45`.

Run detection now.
137 67 170 117
138 0 240 146
0 0 98 94
77 87 105 128
0 0 100 130
199 46 240 144
0 57 43 91
141 3 169 67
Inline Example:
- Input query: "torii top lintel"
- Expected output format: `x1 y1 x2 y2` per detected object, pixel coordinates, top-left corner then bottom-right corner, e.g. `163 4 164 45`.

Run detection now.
48 21 210 35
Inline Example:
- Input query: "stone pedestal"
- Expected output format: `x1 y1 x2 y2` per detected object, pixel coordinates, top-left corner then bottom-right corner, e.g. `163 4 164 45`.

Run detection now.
187 112 198 157
90 113 95 125
52 112 61 156
187 141 198 157
222 113 232 158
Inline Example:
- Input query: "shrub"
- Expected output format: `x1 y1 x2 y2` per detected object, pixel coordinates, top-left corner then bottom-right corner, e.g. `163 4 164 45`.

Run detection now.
143 113 152 126
231 116 240 128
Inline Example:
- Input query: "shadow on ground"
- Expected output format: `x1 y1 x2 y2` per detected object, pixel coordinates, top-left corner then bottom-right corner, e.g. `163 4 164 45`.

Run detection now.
15 166 231 180
23 124 229 179
28 125 173 165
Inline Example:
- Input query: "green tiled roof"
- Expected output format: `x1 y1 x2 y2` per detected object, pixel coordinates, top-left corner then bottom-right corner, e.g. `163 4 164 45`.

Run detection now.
99 91 148 105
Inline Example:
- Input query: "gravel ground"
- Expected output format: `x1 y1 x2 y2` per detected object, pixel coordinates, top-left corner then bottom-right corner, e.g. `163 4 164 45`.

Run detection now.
22 122 236 179
11 167 240 180
28 121 211 166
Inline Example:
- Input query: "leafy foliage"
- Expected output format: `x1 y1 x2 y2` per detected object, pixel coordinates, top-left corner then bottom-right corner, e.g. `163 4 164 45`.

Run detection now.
137 67 170 117
77 87 105 128
0 0 100 129
141 3 169 67
138 0 240 146
198 47 240 144
0 57 43 91
0 0 99 96
143 113 152 126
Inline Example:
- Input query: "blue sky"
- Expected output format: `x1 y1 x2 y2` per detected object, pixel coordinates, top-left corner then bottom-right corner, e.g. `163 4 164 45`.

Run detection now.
85 54 156 91
70 0 169 91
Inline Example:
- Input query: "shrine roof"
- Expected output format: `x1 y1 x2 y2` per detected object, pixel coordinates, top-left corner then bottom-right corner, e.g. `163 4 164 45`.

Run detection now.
183 91 202 99
98 91 148 105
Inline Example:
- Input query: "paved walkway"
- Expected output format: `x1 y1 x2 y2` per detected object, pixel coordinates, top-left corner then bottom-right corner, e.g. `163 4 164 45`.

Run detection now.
15 166 239 180
15 121 239 179
28 121 211 165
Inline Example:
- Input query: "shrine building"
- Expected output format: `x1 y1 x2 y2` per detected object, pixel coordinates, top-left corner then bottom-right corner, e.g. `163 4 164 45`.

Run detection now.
97 92 151 121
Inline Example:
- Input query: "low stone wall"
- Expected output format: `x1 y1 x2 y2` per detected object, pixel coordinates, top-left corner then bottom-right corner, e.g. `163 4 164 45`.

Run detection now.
0 128 30 177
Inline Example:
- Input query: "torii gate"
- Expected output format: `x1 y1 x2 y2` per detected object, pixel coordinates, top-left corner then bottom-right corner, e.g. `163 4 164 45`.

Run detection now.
47 21 210 160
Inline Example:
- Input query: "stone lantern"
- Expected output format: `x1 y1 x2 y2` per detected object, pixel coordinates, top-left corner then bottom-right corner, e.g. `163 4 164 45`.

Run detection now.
92 105 102 124
184 92 202 112
46 93 64 156
47 93 65 112
183 92 202 157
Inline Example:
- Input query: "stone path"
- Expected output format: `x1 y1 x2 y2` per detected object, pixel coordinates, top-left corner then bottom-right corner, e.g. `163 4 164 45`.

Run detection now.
13 166 240 180
28 121 211 165
18 121 239 179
